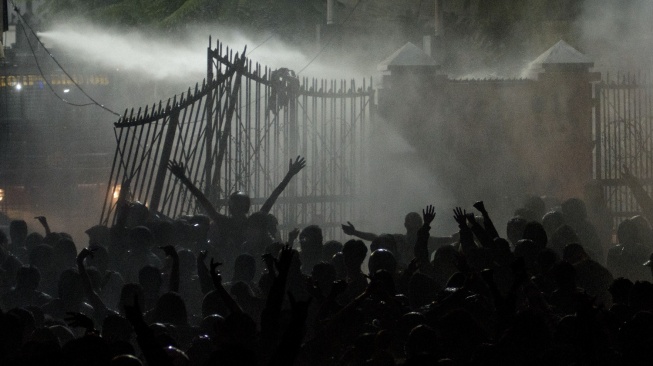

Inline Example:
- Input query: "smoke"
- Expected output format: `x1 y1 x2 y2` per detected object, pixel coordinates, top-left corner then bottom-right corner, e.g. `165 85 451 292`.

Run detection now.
38 21 374 86
574 0 653 72
18 19 457 244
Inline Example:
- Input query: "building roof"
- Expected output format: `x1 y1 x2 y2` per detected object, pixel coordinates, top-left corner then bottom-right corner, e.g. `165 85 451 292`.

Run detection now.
531 40 593 66
378 42 438 71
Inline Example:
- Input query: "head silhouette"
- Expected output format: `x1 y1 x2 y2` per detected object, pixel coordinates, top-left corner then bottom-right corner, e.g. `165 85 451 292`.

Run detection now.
228 191 250 217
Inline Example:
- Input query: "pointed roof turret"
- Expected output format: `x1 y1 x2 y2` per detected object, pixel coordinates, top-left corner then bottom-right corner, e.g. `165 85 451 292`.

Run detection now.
531 40 593 68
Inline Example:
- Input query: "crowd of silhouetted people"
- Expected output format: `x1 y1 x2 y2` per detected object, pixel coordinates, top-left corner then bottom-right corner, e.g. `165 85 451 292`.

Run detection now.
2 159 653 366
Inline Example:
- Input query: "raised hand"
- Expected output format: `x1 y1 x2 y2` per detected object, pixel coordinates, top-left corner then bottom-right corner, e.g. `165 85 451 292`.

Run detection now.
473 201 486 214
406 257 421 275
288 228 300 245
466 213 477 225
288 156 306 176
422 205 436 225
198 250 208 263
453 207 467 226
65 312 95 332
77 247 97 264
167 160 187 178
277 244 294 275
34 216 48 227
210 258 224 285
160 245 178 259
341 221 357 236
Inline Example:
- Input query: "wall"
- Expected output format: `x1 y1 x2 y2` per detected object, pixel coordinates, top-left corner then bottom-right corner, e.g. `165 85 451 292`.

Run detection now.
377 63 597 212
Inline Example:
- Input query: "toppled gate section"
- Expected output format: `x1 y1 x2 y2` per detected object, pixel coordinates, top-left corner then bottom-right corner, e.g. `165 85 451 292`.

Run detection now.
100 40 374 238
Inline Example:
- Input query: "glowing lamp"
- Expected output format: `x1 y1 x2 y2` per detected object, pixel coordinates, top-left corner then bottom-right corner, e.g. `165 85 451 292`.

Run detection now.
113 185 121 200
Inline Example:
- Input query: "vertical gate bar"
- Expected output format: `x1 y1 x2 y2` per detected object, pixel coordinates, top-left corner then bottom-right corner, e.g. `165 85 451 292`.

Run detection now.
301 78 308 226
136 112 155 201
122 114 140 183
171 100 195 217
629 72 633 214
254 63 261 201
644 72 653 189
235 74 241 192
115 114 133 194
100 126 124 224
644 71 649 187
183 97 205 215
255 63 261 200
322 79 327 224
129 124 146 201
203 42 217 199
350 79 356 221
616 72 621 217
144 115 166 206
331 79 336 226
594 82 602 180
213 59 245 209
264 67 271 210
185 95 205 214
204 43 215 201
244 61 251 199
150 111 180 213
312 78 318 224
162 98 188 216
342 79 347 229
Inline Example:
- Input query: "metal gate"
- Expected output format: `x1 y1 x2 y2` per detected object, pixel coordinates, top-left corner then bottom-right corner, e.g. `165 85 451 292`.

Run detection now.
594 71 653 224
100 39 374 238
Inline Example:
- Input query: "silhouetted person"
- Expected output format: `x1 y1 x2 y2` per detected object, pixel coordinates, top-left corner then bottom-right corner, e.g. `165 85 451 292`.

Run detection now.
340 239 368 303
563 243 613 308
607 218 649 281
299 225 323 275
121 226 162 283
9 220 27 252
2 265 52 309
561 198 604 263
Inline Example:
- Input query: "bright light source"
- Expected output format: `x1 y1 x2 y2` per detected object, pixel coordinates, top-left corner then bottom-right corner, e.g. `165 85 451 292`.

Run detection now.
63 89 70 93
15 83 22 91
0 189 4 202
113 185 121 200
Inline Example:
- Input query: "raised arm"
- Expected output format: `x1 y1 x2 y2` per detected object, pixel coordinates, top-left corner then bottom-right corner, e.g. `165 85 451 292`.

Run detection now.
167 161 227 225
473 201 500 240
466 212 494 248
160 245 180 293
260 156 306 214
196 250 214 294
124 296 174 366
34 216 51 236
261 245 294 338
453 207 477 255
209 258 243 315
415 205 435 266
77 248 108 320
341 221 379 242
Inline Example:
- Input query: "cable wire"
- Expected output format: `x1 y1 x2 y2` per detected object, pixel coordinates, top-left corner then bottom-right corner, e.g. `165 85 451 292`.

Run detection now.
298 0 363 74
10 1 121 116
